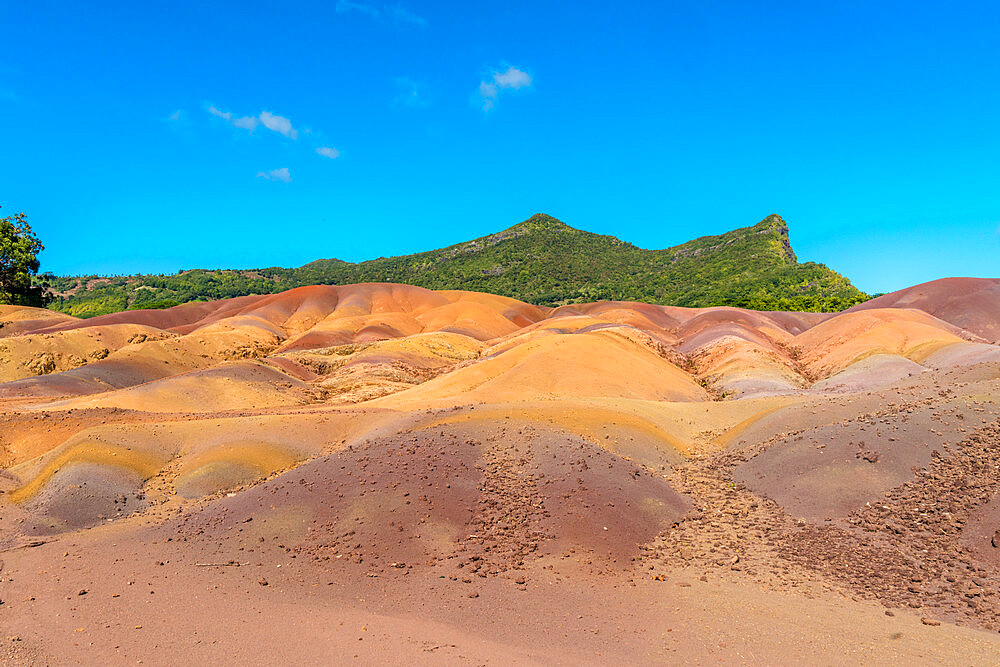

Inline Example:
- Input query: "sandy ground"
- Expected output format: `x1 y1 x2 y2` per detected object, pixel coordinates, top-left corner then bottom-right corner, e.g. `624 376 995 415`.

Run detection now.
2 279 1000 664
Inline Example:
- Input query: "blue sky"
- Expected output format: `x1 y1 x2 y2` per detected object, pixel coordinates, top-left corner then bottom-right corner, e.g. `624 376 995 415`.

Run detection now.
1 1 998 294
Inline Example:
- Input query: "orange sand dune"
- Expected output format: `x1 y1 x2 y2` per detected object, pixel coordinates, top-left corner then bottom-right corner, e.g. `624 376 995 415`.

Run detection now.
0 323 171 382
675 307 805 352
279 332 484 403
689 335 805 397
664 307 825 398
850 277 1000 343
4 281 1000 663
793 307 972 378
4 406 411 527
552 300 684 331
3 283 1000 528
378 327 709 407
3 284 998 417
49 360 321 413
0 313 286 400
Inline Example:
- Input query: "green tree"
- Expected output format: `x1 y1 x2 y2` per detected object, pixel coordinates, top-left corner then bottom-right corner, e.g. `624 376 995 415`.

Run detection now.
0 207 50 307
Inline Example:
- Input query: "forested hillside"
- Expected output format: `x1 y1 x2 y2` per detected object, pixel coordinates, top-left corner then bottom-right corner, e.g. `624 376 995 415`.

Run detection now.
46 214 868 317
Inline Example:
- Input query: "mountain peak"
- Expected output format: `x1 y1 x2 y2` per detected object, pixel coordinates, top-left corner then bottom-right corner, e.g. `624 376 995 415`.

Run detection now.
507 213 573 233
759 213 787 228
758 214 796 263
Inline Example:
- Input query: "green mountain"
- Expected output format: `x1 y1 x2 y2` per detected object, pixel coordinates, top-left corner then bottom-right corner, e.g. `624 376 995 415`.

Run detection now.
45 213 868 317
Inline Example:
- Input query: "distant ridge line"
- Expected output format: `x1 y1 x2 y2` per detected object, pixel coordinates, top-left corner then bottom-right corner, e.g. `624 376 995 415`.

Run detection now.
42 213 868 317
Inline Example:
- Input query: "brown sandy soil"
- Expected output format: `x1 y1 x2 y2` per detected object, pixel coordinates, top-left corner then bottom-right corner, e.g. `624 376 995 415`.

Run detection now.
3 281 1000 663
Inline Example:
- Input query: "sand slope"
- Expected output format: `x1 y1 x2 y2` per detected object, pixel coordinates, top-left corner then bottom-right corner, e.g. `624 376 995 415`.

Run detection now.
2 280 1000 663
850 277 1000 343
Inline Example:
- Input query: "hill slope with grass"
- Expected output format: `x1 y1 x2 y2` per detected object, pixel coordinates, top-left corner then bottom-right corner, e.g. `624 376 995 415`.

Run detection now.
45 213 868 317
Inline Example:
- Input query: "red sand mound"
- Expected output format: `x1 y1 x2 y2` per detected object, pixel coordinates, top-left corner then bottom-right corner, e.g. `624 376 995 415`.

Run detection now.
0 304 79 337
675 307 803 353
178 418 689 573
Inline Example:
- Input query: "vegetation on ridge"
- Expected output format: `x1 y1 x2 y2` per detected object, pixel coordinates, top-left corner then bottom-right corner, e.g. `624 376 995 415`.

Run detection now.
44 213 869 317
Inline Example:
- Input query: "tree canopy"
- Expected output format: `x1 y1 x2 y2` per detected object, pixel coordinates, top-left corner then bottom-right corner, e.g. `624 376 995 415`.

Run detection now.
0 207 49 307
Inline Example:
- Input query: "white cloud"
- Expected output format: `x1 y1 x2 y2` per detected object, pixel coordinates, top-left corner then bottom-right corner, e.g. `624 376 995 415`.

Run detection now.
208 106 334 178
494 67 532 89
259 110 297 139
477 66 532 111
479 82 499 111
232 115 260 130
168 109 184 121
257 167 292 182
208 105 232 120
207 106 297 137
